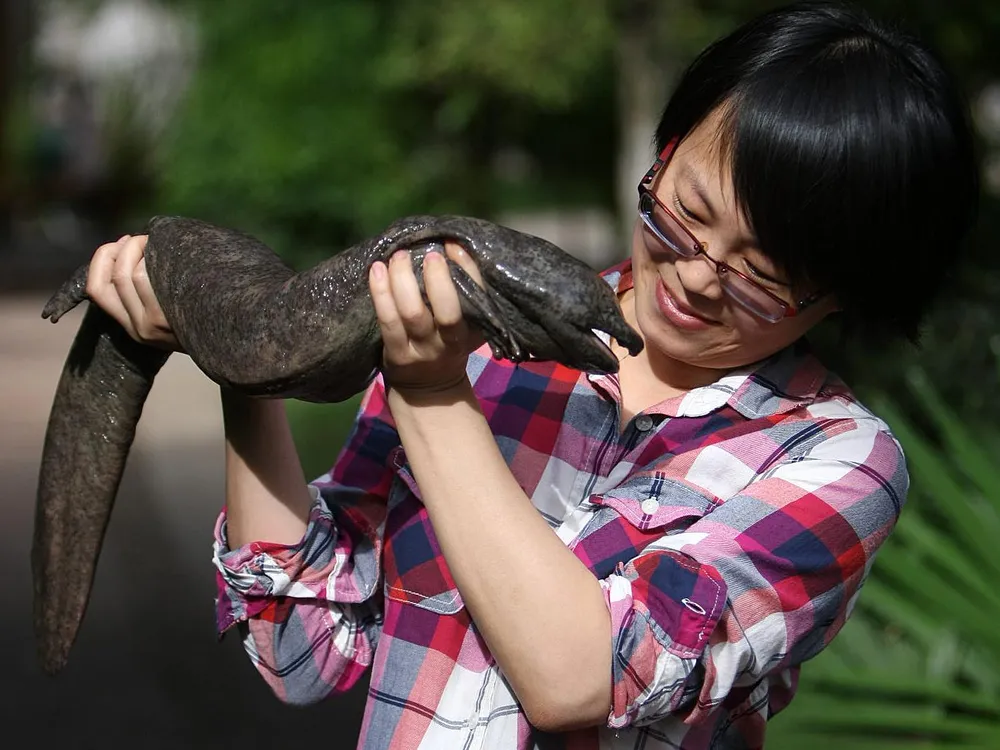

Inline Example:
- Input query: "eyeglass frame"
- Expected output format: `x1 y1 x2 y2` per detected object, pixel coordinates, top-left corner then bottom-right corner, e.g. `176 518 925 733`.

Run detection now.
637 141 822 322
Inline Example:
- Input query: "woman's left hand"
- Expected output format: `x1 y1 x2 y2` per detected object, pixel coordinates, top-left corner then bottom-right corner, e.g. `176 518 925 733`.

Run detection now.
369 243 485 396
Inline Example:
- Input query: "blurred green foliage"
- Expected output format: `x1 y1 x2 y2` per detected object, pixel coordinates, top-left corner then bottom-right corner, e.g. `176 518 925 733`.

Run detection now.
154 0 618 266
286 396 362 480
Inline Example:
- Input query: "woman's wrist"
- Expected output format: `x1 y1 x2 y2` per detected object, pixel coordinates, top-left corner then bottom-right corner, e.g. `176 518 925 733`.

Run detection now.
385 372 475 409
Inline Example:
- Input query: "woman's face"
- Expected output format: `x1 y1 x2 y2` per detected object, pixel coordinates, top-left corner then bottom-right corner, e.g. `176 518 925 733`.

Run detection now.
628 108 837 375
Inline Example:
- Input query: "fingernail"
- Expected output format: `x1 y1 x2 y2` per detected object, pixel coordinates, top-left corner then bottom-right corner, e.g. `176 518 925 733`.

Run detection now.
425 250 443 263
370 262 386 280
391 250 409 263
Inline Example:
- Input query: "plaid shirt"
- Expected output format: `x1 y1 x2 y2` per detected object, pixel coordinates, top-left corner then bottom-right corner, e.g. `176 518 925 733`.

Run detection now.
213 261 907 749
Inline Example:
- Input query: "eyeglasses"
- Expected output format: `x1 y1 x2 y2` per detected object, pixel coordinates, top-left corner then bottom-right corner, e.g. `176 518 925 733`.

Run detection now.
637 143 821 323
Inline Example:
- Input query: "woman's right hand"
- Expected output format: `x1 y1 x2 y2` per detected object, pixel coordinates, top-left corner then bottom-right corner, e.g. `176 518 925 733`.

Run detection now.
86 234 182 352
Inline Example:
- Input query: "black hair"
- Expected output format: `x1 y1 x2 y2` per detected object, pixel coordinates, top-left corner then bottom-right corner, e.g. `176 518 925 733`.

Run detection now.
654 0 979 342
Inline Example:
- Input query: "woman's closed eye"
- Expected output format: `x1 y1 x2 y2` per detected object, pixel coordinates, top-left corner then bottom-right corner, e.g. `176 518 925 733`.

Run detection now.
743 259 788 288
675 197 780 279
673 195 704 224
672 189 790 288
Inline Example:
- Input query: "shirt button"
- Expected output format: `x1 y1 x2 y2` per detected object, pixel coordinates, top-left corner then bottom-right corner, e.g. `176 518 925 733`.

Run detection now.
641 498 659 515
635 414 654 432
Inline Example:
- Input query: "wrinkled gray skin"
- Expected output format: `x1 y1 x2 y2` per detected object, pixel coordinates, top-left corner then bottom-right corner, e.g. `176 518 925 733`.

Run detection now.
32 214 644 676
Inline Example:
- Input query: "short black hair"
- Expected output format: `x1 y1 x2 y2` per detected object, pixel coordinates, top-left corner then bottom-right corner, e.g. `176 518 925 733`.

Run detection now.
654 0 979 342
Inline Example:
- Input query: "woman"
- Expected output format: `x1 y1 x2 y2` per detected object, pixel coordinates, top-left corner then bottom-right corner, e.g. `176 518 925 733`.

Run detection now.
84 2 978 748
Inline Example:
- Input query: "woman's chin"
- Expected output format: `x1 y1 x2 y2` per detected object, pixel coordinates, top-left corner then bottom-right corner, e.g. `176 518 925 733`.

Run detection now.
640 314 707 359
636 307 743 371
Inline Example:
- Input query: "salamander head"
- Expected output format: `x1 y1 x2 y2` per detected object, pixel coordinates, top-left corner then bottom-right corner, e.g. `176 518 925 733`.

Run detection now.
389 215 645 374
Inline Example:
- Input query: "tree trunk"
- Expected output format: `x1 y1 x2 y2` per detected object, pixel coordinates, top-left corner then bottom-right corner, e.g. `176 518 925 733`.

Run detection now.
614 0 693 252
0 0 34 243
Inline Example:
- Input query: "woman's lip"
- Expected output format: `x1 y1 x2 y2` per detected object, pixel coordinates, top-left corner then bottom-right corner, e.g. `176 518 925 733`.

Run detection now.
655 279 716 329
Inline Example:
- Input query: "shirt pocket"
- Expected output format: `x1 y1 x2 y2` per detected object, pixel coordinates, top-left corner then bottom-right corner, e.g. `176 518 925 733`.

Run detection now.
382 451 465 615
576 474 714 579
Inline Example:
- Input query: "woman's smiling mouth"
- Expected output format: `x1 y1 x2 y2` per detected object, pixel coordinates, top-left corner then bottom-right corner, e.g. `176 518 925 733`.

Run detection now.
655 278 717 330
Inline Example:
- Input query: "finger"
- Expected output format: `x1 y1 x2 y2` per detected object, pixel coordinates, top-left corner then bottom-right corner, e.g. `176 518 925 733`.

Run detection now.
369 261 409 352
112 235 148 331
422 250 465 336
130 237 164 323
86 238 133 333
133 257 159 316
444 241 484 287
388 250 435 340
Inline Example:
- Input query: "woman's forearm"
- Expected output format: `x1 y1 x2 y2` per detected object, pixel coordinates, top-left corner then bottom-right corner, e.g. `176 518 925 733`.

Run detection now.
221 390 313 548
387 381 612 731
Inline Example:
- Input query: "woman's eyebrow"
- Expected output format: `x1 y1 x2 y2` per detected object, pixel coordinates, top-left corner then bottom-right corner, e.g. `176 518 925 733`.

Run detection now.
678 159 766 252
679 162 717 221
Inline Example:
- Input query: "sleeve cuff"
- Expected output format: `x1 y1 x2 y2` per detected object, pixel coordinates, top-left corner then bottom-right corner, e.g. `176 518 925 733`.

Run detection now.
212 485 337 635
602 550 726 729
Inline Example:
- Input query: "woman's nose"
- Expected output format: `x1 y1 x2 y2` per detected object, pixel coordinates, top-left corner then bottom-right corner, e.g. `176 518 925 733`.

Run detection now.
673 252 725 301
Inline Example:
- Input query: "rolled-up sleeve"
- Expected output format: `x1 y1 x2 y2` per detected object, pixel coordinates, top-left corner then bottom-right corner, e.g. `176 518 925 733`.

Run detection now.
211 376 399 705
602 417 907 728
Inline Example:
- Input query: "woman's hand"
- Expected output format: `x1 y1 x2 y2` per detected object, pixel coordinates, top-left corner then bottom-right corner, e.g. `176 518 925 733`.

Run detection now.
86 234 182 351
368 242 484 396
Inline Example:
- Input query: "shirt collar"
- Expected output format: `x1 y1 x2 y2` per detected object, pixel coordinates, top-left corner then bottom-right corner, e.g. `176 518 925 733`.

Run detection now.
592 260 829 419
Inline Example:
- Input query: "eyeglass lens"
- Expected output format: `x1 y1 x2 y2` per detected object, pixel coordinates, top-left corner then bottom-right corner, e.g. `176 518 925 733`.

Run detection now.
639 192 787 322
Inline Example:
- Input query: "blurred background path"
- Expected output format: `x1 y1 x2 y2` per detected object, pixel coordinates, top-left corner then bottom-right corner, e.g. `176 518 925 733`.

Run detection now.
1 294 367 748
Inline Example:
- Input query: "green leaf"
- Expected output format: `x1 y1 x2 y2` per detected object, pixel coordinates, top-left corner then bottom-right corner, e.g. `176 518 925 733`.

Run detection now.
809 672 1000 717
892 511 1000 606
906 368 1000 506
868 393 1000 581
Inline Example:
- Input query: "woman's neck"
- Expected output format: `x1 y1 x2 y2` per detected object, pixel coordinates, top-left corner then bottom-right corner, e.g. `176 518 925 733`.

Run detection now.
611 344 717 422
612 290 728 421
